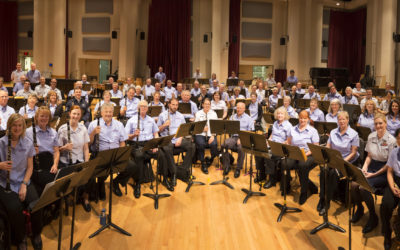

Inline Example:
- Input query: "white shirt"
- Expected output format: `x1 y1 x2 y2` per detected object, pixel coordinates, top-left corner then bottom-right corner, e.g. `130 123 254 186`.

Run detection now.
194 109 218 137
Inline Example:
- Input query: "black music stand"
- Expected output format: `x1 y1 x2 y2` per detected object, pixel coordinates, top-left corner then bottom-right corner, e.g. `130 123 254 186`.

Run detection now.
142 135 175 209
226 79 239 87
110 97 121 106
89 146 132 238
263 113 275 124
113 106 121 117
239 131 267 204
209 120 240 189
356 126 371 142
178 102 192 114
175 121 207 192
289 118 299 126
214 109 224 119
314 121 338 135
307 143 346 235
147 106 162 117
343 104 361 124
268 140 303 222
318 100 331 113
296 99 311 109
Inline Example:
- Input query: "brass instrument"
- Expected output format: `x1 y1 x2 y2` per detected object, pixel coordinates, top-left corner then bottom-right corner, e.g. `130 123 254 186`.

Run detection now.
5 132 11 193
32 117 40 169
67 121 73 165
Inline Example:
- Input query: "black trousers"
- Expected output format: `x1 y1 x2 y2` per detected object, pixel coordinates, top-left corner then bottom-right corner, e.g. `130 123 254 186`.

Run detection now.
261 154 282 181
162 138 194 176
222 136 245 170
285 156 316 194
0 184 42 244
122 146 158 185
381 175 400 239
101 161 135 186
195 135 218 163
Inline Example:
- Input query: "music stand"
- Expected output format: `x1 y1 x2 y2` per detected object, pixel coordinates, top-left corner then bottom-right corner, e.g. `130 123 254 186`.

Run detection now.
296 99 311 109
110 97 121 106
175 121 207 192
142 135 175 209
318 100 331 113
263 113 275 124
178 102 192 114
147 106 162 117
307 143 346 235
289 118 299 126
113 106 121 117
343 104 361 124
89 146 132 238
268 140 304 222
239 131 267 203
214 109 224 119
227 108 234 118
313 121 337 135
356 126 371 141
209 120 240 189
226 79 239 87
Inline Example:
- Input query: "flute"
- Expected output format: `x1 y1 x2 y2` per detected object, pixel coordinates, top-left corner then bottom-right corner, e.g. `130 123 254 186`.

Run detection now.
32 117 40 169
67 121 73 165
5 132 11 193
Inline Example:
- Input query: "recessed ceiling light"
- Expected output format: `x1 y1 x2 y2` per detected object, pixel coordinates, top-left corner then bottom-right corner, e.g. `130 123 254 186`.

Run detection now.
336 2 340 6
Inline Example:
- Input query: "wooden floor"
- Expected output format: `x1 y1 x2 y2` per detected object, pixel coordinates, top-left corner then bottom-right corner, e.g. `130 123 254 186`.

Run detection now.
37 157 393 250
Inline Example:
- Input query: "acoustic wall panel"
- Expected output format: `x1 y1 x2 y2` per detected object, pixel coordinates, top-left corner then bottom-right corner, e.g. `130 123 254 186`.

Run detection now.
82 17 110 33
83 37 111 52
85 0 113 14
18 1 33 15
18 37 33 50
242 1 272 19
241 43 271 58
18 19 34 33
242 22 272 40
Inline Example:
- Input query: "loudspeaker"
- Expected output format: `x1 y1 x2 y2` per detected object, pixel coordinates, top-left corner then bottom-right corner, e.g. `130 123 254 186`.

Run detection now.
112 31 117 39
232 35 237 43
140 32 145 40
322 40 328 47
27 30 33 38
203 34 208 43
67 31 72 38
393 33 400 43
280 37 286 45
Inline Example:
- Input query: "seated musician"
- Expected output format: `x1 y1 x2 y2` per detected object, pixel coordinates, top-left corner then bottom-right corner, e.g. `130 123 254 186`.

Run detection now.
12 75 25 96
283 96 298 118
341 87 359 105
360 88 378 110
306 98 324 122
285 110 319 204
380 128 400 250
266 73 276 87
352 114 396 234
16 81 35 99
67 81 89 102
154 82 165 97
149 91 165 123
221 102 254 178
0 114 43 249
353 82 366 98
379 91 393 114
125 100 161 198
209 73 217 85
247 93 263 130
190 80 201 97
164 80 177 101
46 90 63 119
276 82 285 97
325 98 342 123
88 103 134 198
58 105 91 212
65 88 91 128
0 90 15 130
211 92 227 119
157 98 192 190
268 87 280 111
208 80 219 95
357 99 376 131
218 84 229 103
26 106 60 195
303 85 321 100
386 100 400 136
317 111 359 215
256 81 265 100
198 84 211 107
289 85 300 104
175 83 183 99
142 78 155 99
94 90 116 114
238 80 249 98
179 90 198 122
229 87 245 108
323 85 342 102
295 82 305 95
34 77 50 100
194 98 218 174
134 86 145 101
122 77 136 96
250 84 263 103
110 82 123 99
44 78 63 101
18 94 38 119
120 87 140 122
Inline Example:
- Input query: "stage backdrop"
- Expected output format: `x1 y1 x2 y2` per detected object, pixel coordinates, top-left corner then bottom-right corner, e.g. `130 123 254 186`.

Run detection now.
228 0 241 77
147 0 191 82
328 8 366 83
0 1 18 82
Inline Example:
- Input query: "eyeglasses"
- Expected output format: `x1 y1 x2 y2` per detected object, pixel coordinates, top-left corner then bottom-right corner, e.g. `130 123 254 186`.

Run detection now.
0 96 8 99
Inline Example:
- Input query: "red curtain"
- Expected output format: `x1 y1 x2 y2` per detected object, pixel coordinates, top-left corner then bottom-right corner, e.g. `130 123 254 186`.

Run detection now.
147 0 191 82
228 0 241 78
327 8 366 83
275 69 287 84
0 1 18 82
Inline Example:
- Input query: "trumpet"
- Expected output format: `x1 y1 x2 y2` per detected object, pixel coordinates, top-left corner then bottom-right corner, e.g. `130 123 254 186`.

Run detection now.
5 132 11 193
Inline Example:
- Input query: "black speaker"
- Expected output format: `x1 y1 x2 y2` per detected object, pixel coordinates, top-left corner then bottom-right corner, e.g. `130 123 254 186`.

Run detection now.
67 31 72 38
393 33 400 43
140 31 145 40
280 37 286 45
322 40 328 47
112 31 117 39
232 35 237 43
203 34 208 43
27 30 33 38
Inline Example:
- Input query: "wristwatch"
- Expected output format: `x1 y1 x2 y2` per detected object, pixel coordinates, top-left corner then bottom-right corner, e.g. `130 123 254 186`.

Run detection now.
22 181 29 186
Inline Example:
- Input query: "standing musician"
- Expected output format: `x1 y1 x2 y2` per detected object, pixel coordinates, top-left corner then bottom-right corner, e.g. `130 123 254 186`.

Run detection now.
142 78 155 98
93 90 116 114
0 90 15 130
317 111 359 215
18 94 38 119
46 90 63 119
58 105 91 212
211 91 227 119
341 87 359 105
0 113 43 249
352 114 396 234
247 93 263 131
357 99 377 131
110 82 123 99
221 102 254 178
306 98 325 122
65 88 91 128
157 98 192 190
179 90 198 122
285 110 319 204
194 98 218 174
26 106 60 195
88 103 134 198
119 87 140 123
325 98 342 123
124 100 161 198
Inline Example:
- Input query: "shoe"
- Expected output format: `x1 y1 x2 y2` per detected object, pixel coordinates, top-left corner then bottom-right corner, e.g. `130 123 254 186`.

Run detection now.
223 166 230 175
31 234 42 250
263 180 276 189
317 199 324 212
362 213 378 234
204 156 211 166
309 181 318 194
134 183 141 199
384 235 391 250
82 200 91 213
299 192 308 205
99 181 106 201
351 205 364 223
234 169 241 178
162 179 174 192
201 163 209 174
254 175 266 183
171 174 177 187
112 181 122 197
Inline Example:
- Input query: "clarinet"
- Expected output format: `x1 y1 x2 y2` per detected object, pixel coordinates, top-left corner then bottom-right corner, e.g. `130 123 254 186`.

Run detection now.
136 110 140 142
5 132 11 193
24 99 27 116
167 110 171 135
32 117 40 170
67 121 73 165
95 117 100 153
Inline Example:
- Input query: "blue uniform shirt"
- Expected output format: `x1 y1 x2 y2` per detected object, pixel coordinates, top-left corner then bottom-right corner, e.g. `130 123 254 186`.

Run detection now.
289 124 319 152
341 95 359 105
125 115 159 141
328 126 359 163
208 86 219 95
269 95 280 108
387 147 400 177
0 105 15 130
325 113 338 123
358 113 375 131
303 92 321 100
120 97 140 118
143 85 155 97
110 90 123 99
18 105 38 118
286 106 298 118
164 86 177 100
306 108 325 122
387 115 400 136
231 113 254 132
271 120 292 143
88 118 127 151
191 88 201 96
157 110 186 144
154 72 166 83
249 103 258 121
13 82 24 93
26 126 59 153
323 92 342 101
179 100 198 119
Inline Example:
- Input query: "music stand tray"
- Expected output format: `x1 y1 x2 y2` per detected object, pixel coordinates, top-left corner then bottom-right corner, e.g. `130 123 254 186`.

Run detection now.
110 98 121 106
313 121 337 135
356 126 371 142
178 103 192 114
147 106 162 117
214 109 224 119
263 113 275 124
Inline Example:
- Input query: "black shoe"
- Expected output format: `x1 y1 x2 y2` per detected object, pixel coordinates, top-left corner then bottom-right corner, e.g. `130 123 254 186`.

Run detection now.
31 234 42 250
309 181 318 194
263 180 276 189
317 199 324 212
171 174 177 187
134 184 141 199
351 205 364 223
384 236 391 250
362 213 378 234
223 166 230 175
201 163 209 174
82 200 91 213
299 192 308 205
254 175 266 183
112 181 122 197
234 169 241 178
162 179 174 192
99 181 106 201
204 156 211 166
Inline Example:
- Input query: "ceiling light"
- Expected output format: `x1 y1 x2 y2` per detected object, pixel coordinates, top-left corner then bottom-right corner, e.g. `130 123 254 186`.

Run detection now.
336 2 340 6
